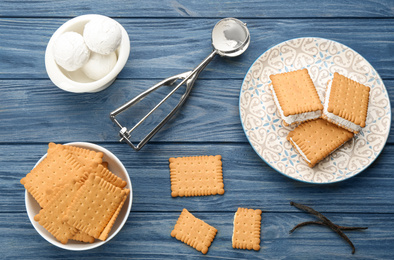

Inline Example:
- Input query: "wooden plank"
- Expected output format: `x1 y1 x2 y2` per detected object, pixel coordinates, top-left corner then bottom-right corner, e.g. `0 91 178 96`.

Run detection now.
4 143 394 213
1 212 392 259
1 79 393 143
0 18 394 79
1 1 392 259
0 0 393 18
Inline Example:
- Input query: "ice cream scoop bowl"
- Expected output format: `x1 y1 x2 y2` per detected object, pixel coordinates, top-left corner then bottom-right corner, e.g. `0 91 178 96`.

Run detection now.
45 14 130 93
110 18 250 151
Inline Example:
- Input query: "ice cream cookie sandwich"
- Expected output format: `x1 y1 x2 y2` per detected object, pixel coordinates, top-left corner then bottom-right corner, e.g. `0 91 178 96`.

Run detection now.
287 118 354 167
322 72 370 134
270 69 323 126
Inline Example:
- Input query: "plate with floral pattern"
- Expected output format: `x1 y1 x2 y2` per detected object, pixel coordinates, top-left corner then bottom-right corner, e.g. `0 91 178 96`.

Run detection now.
239 37 391 183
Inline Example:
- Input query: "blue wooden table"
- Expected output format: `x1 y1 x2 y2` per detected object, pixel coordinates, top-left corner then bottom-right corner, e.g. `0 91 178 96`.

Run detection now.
1 1 393 259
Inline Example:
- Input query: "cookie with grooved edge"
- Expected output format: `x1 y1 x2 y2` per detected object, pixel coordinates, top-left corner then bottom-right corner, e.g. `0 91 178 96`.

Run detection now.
48 142 104 168
64 175 129 240
322 72 370 134
98 188 129 241
34 181 82 244
101 161 109 169
20 144 86 208
269 69 323 126
80 163 127 189
232 208 262 251
169 155 224 197
287 118 354 167
171 208 217 254
71 230 95 243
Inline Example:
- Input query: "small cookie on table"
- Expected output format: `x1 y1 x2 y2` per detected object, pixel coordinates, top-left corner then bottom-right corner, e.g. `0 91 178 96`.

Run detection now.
171 208 217 254
232 207 262 251
169 155 224 197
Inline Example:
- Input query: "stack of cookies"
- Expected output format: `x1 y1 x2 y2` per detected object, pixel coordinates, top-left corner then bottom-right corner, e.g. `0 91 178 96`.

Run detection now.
269 69 370 167
20 143 130 244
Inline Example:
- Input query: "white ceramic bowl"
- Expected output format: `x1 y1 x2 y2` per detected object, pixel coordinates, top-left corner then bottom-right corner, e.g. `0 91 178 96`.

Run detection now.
25 142 133 250
45 14 130 93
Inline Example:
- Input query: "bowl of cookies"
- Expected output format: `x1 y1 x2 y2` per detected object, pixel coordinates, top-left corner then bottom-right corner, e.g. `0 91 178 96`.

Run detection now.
21 142 132 250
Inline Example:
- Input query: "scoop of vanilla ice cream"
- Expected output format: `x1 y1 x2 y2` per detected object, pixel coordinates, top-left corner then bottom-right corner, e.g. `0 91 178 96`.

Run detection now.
83 17 122 55
53 32 90 71
82 51 117 81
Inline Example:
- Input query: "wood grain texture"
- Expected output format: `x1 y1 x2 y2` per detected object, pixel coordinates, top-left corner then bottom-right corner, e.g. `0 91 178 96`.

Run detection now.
0 79 393 143
4 143 394 213
1 212 391 259
0 0 393 18
1 0 393 258
0 18 394 79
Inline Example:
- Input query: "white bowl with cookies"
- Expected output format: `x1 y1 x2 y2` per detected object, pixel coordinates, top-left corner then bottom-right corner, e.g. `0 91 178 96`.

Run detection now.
23 142 132 250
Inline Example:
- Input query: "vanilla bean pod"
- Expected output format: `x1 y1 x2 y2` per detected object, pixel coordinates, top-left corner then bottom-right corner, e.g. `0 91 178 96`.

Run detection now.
291 201 355 254
336 226 368 231
290 201 367 254
290 220 369 233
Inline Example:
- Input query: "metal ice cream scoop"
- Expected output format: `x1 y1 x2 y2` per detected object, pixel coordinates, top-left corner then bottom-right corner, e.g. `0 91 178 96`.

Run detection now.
110 18 250 151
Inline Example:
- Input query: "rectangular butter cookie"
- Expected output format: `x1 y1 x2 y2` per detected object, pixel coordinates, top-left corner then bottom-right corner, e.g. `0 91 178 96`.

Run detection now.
169 155 224 197
232 208 262 251
34 181 82 244
20 144 85 208
171 208 217 254
64 175 129 240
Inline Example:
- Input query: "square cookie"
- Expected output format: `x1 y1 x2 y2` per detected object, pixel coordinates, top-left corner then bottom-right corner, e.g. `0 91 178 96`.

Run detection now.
171 208 217 254
34 182 81 244
20 144 86 208
64 175 129 240
49 142 104 168
269 69 323 126
232 208 262 251
322 72 370 133
287 118 354 167
169 155 224 197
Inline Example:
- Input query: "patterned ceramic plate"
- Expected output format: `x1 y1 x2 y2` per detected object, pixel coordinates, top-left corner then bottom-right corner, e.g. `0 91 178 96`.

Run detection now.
239 37 391 184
